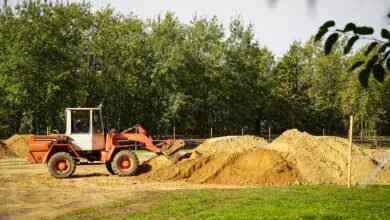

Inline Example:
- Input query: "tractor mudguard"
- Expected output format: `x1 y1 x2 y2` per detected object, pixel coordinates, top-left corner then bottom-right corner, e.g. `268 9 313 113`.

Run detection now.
43 144 80 163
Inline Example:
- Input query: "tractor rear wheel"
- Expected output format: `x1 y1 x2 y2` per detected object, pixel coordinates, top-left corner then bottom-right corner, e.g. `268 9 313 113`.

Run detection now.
105 161 115 175
111 150 138 176
48 152 76 178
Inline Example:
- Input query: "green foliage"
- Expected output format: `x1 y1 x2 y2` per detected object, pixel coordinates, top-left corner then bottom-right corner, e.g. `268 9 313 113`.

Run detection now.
344 35 359 54
60 186 390 219
315 19 389 87
0 1 389 137
324 33 338 55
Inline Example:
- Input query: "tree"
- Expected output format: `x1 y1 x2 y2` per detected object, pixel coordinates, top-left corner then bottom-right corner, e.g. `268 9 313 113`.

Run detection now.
339 45 390 136
0 0 92 136
267 41 310 132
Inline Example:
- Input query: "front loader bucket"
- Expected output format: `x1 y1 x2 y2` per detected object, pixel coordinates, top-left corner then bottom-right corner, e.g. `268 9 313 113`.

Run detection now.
161 139 185 156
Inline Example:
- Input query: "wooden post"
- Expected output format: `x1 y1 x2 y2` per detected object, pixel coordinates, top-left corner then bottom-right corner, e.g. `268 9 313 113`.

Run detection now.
268 127 271 142
173 126 176 140
348 115 353 188
322 128 325 136
241 128 244 136
210 128 213 138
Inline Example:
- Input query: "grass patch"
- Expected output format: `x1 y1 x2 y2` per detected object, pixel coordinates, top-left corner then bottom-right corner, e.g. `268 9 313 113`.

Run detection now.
60 185 390 219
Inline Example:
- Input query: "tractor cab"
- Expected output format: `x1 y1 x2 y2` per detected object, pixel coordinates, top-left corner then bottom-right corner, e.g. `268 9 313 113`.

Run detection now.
65 108 105 151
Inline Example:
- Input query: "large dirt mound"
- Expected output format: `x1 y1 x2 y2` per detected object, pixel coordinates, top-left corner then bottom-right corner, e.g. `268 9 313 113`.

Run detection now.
141 149 301 185
191 135 269 158
0 134 31 158
263 129 376 184
139 130 388 185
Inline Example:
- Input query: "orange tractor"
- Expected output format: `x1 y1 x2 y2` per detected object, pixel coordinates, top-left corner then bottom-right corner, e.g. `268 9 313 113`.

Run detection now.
27 107 184 178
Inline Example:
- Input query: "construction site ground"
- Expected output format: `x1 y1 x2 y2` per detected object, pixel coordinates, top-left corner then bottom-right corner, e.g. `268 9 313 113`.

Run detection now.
1 130 390 219
0 153 242 220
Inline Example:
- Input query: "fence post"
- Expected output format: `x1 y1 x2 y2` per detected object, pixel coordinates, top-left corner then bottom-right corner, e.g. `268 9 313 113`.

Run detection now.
348 115 354 188
210 128 213 138
268 127 271 142
173 126 176 140
323 128 325 136
242 128 244 136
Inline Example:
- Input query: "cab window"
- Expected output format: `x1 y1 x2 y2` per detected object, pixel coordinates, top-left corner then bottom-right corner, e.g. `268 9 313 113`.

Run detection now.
72 110 90 133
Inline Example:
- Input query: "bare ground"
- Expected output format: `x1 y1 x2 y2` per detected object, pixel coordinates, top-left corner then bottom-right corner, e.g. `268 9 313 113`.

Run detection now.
0 153 241 220
1 148 389 219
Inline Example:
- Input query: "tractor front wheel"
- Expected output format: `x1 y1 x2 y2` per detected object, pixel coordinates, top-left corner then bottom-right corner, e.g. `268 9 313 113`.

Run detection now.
111 150 138 176
105 161 115 175
48 152 76 178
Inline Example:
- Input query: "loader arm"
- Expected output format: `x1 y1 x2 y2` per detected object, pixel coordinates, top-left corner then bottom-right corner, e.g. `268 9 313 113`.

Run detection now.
110 124 185 156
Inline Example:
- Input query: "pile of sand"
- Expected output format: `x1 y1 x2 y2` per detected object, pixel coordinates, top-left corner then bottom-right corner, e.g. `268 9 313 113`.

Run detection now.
139 130 389 185
191 135 269 158
140 135 301 185
138 155 172 173
141 149 301 185
0 134 31 159
262 129 377 184
0 141 17 158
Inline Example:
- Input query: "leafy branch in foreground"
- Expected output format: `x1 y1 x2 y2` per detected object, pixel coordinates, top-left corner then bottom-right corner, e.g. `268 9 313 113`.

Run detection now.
315 15 390 87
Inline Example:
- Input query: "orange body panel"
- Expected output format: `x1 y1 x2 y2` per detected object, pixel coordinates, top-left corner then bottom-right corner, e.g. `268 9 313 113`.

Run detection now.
27 152 47 163
28 135 81 163
29 141 52 151
92 134 105 150
42 144 80 163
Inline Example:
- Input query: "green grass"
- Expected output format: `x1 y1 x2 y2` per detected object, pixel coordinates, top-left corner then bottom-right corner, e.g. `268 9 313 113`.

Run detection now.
59 185 390 220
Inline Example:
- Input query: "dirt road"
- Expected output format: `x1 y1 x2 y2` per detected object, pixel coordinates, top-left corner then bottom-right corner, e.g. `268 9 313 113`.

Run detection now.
0 153 237 220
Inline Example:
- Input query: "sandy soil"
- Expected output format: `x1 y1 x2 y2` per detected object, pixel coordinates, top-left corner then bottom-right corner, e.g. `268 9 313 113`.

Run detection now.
1 131 389 219
0 153 240 220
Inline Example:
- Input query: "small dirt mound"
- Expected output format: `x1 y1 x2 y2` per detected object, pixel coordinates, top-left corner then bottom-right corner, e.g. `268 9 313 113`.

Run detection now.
263 129 376 184
191 135 268 158
1 134 31 158
0 144 17 158
140 149 301 185
138 155 172 173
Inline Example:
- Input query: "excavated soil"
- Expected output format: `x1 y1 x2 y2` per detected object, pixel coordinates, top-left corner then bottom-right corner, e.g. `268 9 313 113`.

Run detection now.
0 143 17 158
191 135 269 158
140 130 390 185
262 129 378 184
138 155 172 173
0 135 31 158
140 136 301 185
140 149 301 185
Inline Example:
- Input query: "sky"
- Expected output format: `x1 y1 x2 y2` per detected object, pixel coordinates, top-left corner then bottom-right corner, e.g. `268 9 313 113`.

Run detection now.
4 0 390 57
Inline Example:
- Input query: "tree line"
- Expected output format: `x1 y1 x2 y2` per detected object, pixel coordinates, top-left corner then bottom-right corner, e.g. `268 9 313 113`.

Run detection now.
0 1 389 138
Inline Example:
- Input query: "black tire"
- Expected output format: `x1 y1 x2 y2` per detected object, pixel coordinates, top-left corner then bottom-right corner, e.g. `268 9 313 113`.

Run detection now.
105 161 115 175
111 150 138 176
47 152 76 178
